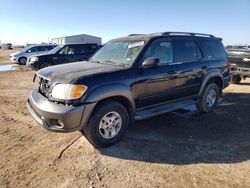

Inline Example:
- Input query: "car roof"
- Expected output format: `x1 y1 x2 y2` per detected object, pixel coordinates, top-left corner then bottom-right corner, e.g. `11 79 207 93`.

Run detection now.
114 32 220 41
29 44 57 47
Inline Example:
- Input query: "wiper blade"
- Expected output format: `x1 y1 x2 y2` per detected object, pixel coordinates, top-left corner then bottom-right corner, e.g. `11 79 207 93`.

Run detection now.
89 59 100 63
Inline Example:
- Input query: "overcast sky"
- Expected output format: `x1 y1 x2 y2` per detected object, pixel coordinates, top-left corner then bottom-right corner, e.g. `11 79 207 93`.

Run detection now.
0 0 250 45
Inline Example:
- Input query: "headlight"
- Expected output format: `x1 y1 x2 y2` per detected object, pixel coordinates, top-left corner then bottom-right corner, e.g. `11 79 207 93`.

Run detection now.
30 56 39 62
51 84 88 100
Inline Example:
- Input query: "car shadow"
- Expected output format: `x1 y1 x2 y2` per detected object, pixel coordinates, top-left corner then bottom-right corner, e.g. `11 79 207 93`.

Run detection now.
100 93 250 164
237 82 250 86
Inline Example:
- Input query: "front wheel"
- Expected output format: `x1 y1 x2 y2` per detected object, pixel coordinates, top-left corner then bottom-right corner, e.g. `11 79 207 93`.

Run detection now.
18 57 27 65
83 101 129 148
196 83 220 113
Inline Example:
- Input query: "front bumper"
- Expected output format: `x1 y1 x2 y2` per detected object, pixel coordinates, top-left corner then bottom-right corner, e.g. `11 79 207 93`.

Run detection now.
27 90 95 132
10 56 18 63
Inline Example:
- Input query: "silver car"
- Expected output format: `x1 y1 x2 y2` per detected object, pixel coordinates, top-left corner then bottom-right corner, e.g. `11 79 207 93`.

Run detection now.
10 44 57 64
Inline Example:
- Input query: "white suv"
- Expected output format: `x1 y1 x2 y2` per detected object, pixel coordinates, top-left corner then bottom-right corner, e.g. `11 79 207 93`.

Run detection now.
10 44 57 64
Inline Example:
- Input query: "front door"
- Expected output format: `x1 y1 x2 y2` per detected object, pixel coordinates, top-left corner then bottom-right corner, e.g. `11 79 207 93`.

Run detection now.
57 45 76 64
134 38 185 108
134 37 205 109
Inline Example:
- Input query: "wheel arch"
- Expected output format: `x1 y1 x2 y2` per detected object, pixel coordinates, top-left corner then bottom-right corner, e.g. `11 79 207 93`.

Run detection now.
82 84 136 127
199 71 223 96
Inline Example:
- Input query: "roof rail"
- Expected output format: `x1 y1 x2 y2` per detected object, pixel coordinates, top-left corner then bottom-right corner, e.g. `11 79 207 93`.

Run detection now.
153 32 215 37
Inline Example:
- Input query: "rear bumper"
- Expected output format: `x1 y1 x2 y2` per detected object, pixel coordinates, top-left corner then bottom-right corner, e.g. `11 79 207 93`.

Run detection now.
27 90 95 132
230 66 250 77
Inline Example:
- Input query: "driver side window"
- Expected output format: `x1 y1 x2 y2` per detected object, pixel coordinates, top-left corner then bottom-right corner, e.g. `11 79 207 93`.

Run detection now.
142 39 173 64
26 47 38 53
59 46 75 55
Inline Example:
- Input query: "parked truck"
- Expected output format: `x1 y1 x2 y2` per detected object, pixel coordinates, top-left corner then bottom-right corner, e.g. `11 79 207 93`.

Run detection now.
227 45 250 84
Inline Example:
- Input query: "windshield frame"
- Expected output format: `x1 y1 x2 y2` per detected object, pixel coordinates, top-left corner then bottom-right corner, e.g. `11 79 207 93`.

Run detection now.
90 39 148 67
48 45 64 54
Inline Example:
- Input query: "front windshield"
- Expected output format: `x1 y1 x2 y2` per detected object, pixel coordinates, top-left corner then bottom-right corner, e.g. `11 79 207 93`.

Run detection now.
48 45 63 54
90 40 146 66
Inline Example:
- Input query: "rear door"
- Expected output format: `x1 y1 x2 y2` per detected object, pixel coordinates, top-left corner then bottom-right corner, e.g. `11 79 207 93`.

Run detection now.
75 44 98 61
171 38 206 97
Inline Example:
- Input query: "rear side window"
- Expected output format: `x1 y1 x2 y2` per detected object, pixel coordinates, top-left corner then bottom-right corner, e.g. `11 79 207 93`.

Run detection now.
76 44 98 54
199 38 226 58
38 46 55 51
174 39 202 63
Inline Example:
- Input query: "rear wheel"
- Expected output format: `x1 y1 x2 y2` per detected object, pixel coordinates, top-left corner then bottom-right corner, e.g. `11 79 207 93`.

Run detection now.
18 57 27 65
40 62 52 69
82 101 129 148
196 83 220 113
231 75 241 84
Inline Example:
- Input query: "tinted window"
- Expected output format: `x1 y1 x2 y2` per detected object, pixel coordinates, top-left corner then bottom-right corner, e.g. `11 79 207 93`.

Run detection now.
59 46 75 55
27 46 38 53
142 39 173 64
199 38 226 58
38 46 49 51
174 39 201 62
76 44 98 54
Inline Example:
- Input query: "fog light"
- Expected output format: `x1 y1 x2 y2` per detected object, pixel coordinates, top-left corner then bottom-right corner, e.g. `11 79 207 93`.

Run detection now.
57 120 64 128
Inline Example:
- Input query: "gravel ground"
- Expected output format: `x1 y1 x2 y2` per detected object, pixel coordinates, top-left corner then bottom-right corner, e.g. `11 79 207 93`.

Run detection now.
0 50 250 187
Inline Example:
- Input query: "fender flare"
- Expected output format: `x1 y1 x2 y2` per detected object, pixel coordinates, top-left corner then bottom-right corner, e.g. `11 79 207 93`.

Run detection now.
85 84 136 112
199 70 223 96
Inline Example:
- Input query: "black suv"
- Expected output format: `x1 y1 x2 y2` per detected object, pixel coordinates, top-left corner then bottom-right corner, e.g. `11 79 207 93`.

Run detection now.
26 43 99 70
27 32 231 148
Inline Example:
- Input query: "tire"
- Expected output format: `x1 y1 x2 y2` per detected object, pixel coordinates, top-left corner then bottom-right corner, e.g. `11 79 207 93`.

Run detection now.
83 101 129 148
18 57 27 65
196 83 220 113
231 75 241 84
40 62 52 69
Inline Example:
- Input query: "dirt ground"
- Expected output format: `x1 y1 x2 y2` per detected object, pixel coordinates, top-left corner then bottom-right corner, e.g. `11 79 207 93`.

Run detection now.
0 49 19 65
0 50 250 188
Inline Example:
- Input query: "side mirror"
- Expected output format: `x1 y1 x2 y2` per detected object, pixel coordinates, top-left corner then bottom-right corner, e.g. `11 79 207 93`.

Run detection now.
27 50 31 53
141 57 160 68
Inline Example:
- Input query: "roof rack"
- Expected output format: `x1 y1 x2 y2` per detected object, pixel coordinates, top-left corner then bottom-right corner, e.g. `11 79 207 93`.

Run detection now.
152 32 215 38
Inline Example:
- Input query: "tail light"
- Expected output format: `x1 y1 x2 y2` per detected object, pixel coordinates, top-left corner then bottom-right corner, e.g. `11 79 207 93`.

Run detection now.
227 61 236 71
227 61 232 71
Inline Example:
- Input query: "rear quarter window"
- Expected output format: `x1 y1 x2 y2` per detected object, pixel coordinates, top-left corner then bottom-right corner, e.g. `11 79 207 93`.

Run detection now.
199 38 226 59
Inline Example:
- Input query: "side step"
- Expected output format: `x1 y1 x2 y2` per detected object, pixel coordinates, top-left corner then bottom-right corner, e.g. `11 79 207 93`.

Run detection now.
134 99 196 120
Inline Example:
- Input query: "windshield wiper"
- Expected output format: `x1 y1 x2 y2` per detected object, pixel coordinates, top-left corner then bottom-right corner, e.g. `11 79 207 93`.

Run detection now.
89 59 100 64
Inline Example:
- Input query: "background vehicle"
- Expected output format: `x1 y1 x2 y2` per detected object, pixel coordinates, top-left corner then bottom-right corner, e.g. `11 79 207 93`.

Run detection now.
26 43 99 70
2 43 13 50
227 46 250 84
27 32 231 148
9 44 57 64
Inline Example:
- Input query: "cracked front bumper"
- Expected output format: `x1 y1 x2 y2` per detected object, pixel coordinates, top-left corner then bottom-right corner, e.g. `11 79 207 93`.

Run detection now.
27 90 95 132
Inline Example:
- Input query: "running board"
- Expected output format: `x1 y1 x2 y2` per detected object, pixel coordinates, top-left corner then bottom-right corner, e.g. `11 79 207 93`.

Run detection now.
135 99 196 120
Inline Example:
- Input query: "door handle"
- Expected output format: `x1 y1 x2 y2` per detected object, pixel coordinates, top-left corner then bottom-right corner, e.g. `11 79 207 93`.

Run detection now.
181 70 193 74
201 66 208 70
167 70 177 75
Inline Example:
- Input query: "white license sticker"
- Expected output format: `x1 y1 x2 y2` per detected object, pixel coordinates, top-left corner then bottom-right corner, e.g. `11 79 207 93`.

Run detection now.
128 41 144 48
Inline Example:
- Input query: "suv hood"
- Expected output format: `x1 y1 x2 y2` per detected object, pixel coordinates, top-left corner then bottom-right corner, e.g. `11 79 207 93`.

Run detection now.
36 61 125 83
10 51 21 56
